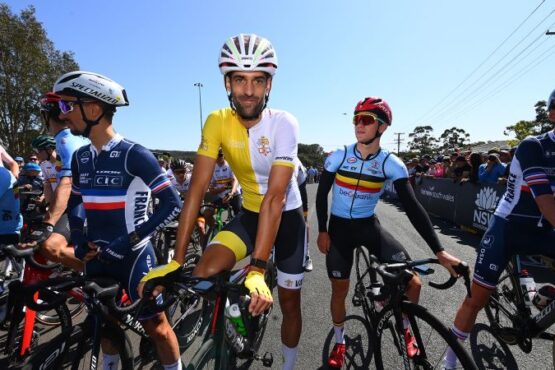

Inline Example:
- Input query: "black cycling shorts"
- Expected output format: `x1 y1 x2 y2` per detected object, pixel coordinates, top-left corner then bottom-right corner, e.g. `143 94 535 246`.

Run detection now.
53 213 71 243
473 215 555 289
209 207 306 290
326 214 410 279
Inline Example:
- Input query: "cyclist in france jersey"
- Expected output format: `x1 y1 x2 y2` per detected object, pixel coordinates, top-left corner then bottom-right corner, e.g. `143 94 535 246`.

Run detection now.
0 166 22 245
55 71 183 370
142 34 306 370
20 93 89 272
443 90 555 369
0 145 19 178
316 97 463 368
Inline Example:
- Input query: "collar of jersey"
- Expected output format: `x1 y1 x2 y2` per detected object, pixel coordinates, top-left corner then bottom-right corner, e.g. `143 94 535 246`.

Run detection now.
53 127 70 139
90 134 123 157
352 144 382 161
549 130 555 143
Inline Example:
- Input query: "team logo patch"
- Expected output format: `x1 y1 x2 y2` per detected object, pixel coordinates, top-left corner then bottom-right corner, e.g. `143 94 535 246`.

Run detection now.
481 234 495 249
346 157 357 163
80 151 90 164
257 136 271 156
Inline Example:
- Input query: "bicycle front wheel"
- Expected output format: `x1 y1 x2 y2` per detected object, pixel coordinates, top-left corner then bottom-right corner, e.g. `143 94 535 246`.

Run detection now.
374 302 477 370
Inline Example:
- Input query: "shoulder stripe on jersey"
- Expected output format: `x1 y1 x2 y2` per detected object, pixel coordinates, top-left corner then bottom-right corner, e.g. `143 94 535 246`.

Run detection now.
337 169 385 183
152 180 171 193
148 173 166 188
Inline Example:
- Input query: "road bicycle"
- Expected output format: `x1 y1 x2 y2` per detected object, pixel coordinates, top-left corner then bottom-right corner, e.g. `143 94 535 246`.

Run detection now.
352 248 478 370
144 258 277 369
1 244 83 365
485 254 555 355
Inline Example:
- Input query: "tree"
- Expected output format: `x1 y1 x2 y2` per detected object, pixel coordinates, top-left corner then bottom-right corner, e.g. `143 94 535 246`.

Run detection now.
0 4 79 156
504 100 552 143
407 126 438 155
298 143 325 168
439 127 470 152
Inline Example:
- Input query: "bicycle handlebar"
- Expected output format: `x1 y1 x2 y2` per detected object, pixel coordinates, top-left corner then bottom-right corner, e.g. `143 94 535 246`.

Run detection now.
369 255 472 298
1 244 37 258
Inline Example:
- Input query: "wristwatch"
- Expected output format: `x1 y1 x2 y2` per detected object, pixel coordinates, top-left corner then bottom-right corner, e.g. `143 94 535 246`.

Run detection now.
250 257 268 270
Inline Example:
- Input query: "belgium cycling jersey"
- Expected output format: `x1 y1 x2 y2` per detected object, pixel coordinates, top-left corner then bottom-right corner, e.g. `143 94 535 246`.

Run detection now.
210 160 238 199
495 131 555 227
0 167 22 235
69 134 181 250
324 144 407 219
55 128 89 182
197 108 301 212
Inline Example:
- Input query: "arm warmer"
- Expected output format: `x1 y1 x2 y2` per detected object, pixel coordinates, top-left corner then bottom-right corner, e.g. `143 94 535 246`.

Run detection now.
393 178 444 254
316 170 335 232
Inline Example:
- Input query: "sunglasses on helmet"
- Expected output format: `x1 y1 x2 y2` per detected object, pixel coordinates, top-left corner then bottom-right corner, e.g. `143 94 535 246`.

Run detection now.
352 112 385 126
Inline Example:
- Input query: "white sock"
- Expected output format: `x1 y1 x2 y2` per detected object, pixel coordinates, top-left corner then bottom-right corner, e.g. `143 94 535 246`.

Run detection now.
402 314 410 329
444 326 469 368
282 344 298 370
102 353 120 370
163 360 183 370
334 324 345 344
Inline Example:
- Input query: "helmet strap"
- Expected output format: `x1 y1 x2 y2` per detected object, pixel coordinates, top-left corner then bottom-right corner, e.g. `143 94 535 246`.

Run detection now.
77 99 106 138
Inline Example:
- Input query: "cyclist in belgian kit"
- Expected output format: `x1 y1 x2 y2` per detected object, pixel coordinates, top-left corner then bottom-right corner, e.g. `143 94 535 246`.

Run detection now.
142 34 306 370
0 166 22 245
316 97 462 368
443 91 555 369
56 71 183 370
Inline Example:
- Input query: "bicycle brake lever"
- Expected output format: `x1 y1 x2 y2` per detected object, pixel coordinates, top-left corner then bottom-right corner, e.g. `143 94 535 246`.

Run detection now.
453 261 472 298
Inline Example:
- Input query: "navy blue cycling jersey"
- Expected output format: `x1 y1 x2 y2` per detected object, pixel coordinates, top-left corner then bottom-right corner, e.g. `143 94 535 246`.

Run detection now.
495 130 555 227
324 144 408 219
69 135 181 250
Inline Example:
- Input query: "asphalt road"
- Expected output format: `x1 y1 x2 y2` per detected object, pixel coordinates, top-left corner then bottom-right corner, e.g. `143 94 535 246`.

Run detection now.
2 183 553 369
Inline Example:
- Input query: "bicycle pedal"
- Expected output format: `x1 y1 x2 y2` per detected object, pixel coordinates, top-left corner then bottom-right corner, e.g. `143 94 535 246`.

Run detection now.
259 352 273 367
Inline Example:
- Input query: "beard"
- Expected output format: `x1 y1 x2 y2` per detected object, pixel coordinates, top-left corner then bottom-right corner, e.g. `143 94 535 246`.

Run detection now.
231 94 266 121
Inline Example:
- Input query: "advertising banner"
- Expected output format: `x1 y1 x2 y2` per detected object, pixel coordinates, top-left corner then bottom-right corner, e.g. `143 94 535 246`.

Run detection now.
414 178 458 221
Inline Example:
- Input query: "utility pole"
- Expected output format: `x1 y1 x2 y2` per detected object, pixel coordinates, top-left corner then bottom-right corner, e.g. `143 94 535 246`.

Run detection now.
194 82 204 134
393 132 405 155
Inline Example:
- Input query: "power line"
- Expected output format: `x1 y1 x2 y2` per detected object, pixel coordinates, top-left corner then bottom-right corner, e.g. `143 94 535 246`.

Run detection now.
427 12 555 126
430 28 554 125
442 42 555 123
414 0 547 125
393 132 405 155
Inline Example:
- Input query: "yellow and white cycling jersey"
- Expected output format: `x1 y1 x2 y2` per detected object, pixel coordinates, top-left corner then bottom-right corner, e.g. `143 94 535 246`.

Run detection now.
198 107 301 212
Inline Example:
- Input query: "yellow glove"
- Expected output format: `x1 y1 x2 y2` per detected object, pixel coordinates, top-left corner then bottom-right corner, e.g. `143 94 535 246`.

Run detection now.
244 271 272 300
140 260 181 283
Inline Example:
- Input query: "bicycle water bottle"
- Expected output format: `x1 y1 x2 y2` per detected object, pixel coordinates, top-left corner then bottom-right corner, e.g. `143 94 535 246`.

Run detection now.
226 303 247 336
519 269 537 307
370 283 387 312
224 299 246 353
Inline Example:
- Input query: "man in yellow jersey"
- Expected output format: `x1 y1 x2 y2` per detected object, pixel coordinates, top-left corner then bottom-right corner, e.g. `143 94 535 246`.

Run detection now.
142 34 306 370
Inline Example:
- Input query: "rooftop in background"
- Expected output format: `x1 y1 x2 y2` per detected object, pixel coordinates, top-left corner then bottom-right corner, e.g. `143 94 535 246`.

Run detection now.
470 140 511 153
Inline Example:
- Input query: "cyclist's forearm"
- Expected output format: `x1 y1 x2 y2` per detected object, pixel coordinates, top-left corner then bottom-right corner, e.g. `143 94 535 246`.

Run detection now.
253 193 284 262
316 170 334 232
44 177 71 225
135 187 181 242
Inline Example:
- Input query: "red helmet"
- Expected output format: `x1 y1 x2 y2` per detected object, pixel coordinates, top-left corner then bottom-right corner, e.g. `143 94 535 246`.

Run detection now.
39 92 61 113
354 97 392 125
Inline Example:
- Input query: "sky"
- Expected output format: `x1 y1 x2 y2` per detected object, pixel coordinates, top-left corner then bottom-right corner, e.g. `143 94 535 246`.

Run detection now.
6 0 555 153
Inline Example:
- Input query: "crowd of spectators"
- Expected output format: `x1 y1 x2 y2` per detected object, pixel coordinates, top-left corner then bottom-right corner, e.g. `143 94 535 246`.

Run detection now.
406 147 516 186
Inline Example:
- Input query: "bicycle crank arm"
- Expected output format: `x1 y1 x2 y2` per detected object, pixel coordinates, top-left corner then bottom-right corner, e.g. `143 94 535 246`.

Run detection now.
253 352 273 367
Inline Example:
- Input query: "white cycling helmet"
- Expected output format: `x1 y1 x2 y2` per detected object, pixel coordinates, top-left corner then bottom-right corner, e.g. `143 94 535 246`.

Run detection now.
218 34 278 76
53 71 129 106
